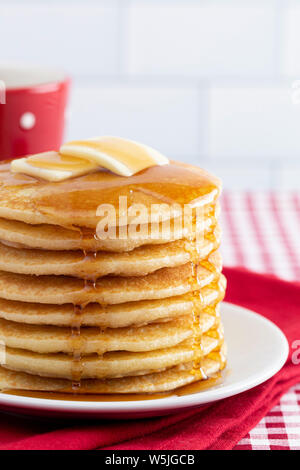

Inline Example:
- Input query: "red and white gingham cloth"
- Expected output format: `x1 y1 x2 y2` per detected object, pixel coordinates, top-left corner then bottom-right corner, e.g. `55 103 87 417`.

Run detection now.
221 191 300 450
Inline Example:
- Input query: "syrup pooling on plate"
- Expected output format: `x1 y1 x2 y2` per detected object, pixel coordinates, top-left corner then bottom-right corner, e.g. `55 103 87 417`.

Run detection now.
2 372 223 401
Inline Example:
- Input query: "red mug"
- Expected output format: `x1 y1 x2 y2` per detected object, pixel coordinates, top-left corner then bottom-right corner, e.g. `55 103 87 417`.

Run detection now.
0 65 70 160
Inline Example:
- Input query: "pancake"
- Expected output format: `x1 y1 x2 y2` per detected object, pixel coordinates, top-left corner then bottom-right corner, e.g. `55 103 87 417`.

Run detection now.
0 161 220 228
0 252 222 305
0 348 226 394
0 306 220 354
0 204 220 252
0 150 226 396
1 325 223 379
0 276 226 327
0 226 220 278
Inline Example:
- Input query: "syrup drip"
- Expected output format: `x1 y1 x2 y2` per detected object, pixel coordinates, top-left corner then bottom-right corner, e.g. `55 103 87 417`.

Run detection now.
184 201 221 380
189 263 206 379
70 304 84 390
70 232 99 392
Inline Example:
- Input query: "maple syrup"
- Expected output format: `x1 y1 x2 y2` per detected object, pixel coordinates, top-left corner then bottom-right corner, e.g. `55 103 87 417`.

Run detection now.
68 226 100 390
0 161 220 222
0 157 225 400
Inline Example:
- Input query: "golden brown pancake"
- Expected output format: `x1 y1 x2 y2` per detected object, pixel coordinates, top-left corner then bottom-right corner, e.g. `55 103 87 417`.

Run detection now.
0 154 226 396
0 307 220 354
1 326 223 379
0 349 226 394
0 276 225 327
0 252 222 305
0 161 221 228
0 204 220 252
0 226 220 278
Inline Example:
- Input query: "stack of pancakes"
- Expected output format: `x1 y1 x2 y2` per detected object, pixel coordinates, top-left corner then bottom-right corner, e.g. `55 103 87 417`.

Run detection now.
0 160 226 395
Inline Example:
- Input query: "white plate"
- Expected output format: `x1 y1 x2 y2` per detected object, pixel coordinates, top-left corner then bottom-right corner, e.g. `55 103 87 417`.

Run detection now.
0 302 289 420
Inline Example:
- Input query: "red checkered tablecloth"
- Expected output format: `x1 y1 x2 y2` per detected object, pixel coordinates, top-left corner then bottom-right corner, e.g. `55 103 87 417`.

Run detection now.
220 191 300 450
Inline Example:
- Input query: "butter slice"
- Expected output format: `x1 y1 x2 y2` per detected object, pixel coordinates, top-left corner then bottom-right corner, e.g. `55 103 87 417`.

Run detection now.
10 137 170 182
11 151 99 182
60 136 169 177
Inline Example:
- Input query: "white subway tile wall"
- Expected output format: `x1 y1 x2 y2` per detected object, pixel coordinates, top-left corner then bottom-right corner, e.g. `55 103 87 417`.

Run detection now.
1 0 300 189
204 162 272 191
283 2 300 77
68 85 203 159
127 3 277 76
0 3 120 75
208 87 300 159
278 167 300 190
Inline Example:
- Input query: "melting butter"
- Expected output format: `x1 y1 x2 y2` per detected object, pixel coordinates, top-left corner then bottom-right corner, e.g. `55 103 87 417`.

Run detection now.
10 137 170 182
11 151 99 182
60 136 169 177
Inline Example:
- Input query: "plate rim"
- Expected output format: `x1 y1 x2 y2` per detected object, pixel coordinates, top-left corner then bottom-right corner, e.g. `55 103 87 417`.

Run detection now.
0 302 289 415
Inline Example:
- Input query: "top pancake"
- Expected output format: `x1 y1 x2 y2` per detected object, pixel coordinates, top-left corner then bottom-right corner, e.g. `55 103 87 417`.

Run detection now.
0 161 220 228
